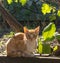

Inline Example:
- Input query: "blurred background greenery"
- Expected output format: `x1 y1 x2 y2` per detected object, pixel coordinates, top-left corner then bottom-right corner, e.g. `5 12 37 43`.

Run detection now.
0 0 60 31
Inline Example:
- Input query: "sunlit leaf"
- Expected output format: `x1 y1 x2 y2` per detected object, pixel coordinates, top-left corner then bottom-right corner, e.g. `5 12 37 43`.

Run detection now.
41 3 52 15
15 0 18 2
42 23 56 41
57 10 60 17
7 0 12 4
20 0 27 6
52 7 56 13
53 46 58 51
38 38 43 54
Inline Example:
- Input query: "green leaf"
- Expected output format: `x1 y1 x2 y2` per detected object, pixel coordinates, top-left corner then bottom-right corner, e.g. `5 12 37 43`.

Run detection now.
56 34 60 40
45 36 55 42
15 0 18 2
42 23 56 41
49 14 56 21
38 38 43 54
57 10 60 17
53 46 58 51
19 0 27 6
42 44 51 54
7 0 12 4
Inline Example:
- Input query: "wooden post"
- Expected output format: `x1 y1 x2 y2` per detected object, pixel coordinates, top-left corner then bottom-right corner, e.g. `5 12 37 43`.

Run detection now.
0 2 23 32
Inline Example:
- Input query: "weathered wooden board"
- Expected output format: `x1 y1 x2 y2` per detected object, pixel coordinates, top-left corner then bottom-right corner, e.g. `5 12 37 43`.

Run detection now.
0 56 60 63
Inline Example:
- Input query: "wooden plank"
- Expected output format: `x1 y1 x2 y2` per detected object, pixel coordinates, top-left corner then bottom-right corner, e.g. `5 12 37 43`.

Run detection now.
0 56 60 63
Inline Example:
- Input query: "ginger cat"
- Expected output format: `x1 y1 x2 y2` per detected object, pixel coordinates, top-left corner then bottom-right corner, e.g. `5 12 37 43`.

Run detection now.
6 26 40 57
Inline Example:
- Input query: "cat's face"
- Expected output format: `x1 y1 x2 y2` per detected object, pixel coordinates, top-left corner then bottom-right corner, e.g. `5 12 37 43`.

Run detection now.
24 26 40 41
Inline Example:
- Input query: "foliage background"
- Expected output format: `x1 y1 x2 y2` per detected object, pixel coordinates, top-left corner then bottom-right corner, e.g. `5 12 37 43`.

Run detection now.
0 0 60 33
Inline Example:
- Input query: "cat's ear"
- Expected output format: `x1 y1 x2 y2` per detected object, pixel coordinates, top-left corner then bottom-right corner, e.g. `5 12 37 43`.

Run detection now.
24 27 29 33
35 26 40 34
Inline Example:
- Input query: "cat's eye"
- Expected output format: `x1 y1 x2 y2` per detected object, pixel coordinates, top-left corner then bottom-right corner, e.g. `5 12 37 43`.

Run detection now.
26 33 37 39
26 34 31 38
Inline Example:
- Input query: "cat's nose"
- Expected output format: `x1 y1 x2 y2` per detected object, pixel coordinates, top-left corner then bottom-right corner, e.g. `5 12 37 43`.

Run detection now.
31 35 33 38
30 38 33 41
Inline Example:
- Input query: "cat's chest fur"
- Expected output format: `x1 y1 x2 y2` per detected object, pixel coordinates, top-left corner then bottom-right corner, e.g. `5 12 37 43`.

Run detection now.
26 39 37 53
23 34 37 53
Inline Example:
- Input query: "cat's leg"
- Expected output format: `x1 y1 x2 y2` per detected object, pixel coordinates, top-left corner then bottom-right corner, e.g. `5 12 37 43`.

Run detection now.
7 47 22 57
7 49 22 57
7 50 17 57
6 38 18 57
6 45 22 57
22 53 34 57
22 51 35 57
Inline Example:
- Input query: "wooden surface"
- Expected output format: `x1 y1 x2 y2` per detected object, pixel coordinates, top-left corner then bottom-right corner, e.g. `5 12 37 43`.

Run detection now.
0 56 60 63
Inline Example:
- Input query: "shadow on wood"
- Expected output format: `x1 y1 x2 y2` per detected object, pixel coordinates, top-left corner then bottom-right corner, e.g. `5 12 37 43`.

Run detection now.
0 56 60 63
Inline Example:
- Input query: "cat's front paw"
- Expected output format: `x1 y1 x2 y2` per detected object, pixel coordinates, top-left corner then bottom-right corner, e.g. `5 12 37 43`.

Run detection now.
22 53 34 57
